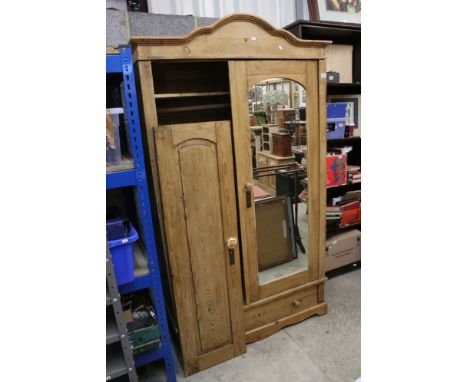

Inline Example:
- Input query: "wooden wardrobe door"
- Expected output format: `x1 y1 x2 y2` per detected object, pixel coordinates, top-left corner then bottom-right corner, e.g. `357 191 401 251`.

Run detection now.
155 120 245 375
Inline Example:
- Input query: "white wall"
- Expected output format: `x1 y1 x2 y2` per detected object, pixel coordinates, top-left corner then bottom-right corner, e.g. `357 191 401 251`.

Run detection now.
148 0 309 28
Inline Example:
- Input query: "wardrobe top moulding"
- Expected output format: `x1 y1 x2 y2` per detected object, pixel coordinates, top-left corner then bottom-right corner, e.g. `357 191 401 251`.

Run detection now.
130 13 332 61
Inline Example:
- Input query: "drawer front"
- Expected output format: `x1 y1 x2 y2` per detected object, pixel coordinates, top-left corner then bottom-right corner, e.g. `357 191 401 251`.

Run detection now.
244 284 318 331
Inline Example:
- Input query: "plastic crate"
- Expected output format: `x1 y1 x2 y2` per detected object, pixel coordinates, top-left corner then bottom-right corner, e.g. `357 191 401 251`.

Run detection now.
108 221 139 285
106 108 124 165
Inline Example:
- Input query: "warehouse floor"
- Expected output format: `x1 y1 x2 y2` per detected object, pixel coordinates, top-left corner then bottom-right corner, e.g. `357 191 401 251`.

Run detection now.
139 269 361 382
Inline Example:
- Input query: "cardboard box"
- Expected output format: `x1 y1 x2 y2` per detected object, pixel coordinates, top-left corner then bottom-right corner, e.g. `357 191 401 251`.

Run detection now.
325 44 353 83
325 229 361 272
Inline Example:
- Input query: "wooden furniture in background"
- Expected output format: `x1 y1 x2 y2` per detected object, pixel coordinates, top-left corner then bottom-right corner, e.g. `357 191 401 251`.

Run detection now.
132 14 330 375
256 151 295 191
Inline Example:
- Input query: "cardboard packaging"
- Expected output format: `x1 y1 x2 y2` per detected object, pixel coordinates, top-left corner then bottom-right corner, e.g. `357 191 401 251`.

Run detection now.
325 229 361 271
325 44 353 83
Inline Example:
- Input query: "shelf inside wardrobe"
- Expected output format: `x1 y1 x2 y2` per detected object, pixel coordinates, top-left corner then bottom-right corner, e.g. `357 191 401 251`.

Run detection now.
152 61 232 125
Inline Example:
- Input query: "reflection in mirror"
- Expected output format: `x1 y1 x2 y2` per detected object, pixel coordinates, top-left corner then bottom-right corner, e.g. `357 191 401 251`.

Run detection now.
248 78 309 286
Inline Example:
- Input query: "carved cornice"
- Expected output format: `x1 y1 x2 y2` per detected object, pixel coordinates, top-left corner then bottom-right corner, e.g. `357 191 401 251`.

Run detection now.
131 13 331 48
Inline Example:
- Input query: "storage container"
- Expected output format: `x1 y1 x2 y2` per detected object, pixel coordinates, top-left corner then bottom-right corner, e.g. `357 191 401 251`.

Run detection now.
325 229 361 271
272 133 292 157
275 108 296 129
108 221 139 285
106 217 128 241
106 107 124 165
326 102 347 140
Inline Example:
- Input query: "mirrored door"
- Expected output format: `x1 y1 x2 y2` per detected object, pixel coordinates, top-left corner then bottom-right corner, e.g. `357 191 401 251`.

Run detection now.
229 60 324 303
249 78 309 286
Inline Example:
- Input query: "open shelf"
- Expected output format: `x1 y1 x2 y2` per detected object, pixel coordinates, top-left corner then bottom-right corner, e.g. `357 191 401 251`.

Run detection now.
106 286 111 306
327 136 361 144
327 182 361 203
285 20 361 44
327 182 361 190
327 82 361 95
340 221 361 230
134 345 164 368
326 221 361 239
152 61 230 94
106 309 120 345
157 103 231 113
134 241 150 277
118 241 151 294
107 155 134 173
106 343 128 380
152 60 231 125
154 91 229 99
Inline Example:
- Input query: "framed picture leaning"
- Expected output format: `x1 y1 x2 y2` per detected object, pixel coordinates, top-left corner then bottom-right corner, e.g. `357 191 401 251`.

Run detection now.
308 0 361 24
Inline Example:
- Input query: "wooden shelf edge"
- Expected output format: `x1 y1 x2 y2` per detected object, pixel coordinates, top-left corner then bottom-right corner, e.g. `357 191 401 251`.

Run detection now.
154 91 229 99
157 103 231 113
327 182 361 190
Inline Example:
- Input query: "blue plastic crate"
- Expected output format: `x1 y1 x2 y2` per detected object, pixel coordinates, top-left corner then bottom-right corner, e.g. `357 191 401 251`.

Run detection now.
108 221 139 285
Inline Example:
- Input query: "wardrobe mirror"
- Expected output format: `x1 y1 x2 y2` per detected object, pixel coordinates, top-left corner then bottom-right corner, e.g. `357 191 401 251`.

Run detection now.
248 78 309 285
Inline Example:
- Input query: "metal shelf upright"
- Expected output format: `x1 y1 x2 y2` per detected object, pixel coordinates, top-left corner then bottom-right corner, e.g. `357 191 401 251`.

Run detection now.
107 244 138 382
106 46 176 382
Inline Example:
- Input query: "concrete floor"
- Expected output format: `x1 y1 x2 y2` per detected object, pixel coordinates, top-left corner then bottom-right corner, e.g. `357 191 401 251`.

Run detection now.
139 269 361 382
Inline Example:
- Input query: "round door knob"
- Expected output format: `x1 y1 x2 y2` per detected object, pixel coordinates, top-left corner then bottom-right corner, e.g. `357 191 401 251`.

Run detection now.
227 237 238 250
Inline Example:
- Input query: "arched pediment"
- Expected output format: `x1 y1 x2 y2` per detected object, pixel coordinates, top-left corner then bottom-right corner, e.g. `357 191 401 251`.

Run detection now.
131 13 331 61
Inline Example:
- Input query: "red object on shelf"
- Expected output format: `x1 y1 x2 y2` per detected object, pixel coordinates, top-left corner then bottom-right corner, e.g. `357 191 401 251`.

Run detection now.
326 153 347 187
340 201 361 227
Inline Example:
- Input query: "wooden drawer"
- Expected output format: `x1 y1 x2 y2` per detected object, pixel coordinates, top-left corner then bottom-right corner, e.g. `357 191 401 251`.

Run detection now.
243 281 326 343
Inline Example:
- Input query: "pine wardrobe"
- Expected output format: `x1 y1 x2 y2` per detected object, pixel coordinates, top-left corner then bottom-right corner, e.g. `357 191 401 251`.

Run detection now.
131 14 330 376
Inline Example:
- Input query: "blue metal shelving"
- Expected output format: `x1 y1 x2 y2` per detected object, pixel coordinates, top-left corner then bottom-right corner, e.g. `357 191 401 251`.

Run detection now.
106 46 176 382
106 169 137 189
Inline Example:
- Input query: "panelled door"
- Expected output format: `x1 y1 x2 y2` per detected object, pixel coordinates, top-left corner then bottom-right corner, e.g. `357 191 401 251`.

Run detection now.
154 120 245 375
